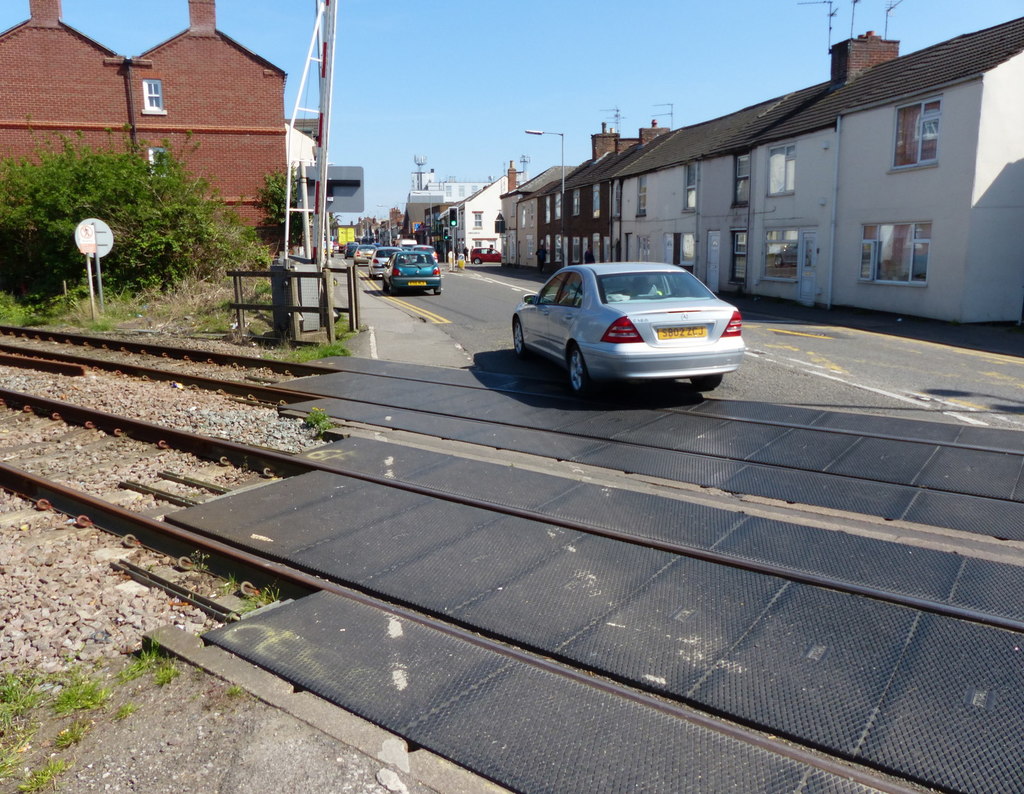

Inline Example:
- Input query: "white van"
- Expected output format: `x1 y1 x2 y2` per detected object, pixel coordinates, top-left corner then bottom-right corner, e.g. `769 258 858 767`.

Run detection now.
398 238 417 248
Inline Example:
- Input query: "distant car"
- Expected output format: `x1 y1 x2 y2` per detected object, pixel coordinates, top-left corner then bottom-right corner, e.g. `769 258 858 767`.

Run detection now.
383 250 442 295
470 247 501 264
353 244 376 264
413 244 439 263
368 246 401 279
512 262 744 395
344 242 359 258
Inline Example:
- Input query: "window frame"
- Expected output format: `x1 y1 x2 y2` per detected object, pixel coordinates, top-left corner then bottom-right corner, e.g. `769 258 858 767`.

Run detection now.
142 79 165 114
730 230 748 283
763 229 799 280
767 145 796 196
572 189 581 216
592 184 600 218
636 175 647 217
860 222 931 284
680 232 697 268
733 154 750 206
682 162 697 211
893 98 941 169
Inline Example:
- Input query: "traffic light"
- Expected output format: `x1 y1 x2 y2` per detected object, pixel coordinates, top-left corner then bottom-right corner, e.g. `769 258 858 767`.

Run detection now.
449 210 458 227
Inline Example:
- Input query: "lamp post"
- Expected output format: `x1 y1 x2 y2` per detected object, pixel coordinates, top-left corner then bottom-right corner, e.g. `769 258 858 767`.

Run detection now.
525 129 564 268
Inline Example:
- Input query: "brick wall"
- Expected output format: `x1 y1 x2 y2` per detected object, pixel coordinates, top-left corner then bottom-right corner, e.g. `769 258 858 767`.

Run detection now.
831 32 900 85
0 4 285 225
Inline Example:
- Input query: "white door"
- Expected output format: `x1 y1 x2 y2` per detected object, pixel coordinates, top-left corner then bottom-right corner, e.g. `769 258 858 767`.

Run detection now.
798 230 817 306
706 231 721 292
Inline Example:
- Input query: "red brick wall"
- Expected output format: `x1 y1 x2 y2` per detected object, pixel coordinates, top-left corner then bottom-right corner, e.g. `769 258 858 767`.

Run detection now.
831 32 900 84
0 16 285 225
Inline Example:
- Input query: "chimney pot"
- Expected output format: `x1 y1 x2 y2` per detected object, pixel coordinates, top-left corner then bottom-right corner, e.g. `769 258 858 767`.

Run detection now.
830 31 899 85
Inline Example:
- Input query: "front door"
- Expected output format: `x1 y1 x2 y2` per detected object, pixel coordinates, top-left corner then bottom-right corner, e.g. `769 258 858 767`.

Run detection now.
706 231 721 292
798 230 817 306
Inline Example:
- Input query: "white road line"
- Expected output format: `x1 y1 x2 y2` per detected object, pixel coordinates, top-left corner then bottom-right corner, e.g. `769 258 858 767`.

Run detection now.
368 325 378 359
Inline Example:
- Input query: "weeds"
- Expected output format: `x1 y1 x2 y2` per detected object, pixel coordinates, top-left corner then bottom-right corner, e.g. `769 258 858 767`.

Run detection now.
16 758 70 792
152 663 180 687
114 703 137 721
0 673 45 731
303 407 334 437
54 719 91 749
116 645 164 683
239 584 280 614
225 686 245 698
51 671 110 715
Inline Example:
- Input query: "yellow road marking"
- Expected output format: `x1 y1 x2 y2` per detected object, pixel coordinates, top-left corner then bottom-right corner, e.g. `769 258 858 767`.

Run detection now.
767 328 833 339
946 397 989 411
383 295 451 324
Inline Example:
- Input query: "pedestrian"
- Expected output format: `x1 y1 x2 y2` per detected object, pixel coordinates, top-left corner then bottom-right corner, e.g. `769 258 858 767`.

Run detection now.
584 248 595 264
536 244 547 273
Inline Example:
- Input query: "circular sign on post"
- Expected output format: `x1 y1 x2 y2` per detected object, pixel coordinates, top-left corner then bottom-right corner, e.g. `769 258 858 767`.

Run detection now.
75 218 114 258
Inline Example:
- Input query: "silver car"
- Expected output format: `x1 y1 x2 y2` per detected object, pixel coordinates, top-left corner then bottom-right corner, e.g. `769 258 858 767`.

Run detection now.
512 263 744 395
368 246 401 279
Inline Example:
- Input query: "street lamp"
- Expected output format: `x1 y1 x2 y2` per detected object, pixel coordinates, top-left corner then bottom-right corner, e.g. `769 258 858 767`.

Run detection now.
525 129 564 268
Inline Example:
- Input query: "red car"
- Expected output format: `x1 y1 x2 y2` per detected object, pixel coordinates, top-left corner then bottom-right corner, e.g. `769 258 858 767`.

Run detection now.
470 247 501 264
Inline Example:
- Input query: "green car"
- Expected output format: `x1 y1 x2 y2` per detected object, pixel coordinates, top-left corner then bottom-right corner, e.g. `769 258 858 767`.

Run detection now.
382 251 442 295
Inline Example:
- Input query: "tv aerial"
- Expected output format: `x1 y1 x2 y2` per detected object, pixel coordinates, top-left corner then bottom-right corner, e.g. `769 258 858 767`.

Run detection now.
884 0 908 38
797 0 838 51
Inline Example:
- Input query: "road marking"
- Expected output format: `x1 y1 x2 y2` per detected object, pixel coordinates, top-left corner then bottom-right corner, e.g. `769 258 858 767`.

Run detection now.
767 328 833 339
383 296 451 324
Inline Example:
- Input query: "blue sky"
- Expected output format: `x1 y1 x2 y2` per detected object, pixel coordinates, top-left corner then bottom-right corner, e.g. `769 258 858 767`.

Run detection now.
2 0 1022 223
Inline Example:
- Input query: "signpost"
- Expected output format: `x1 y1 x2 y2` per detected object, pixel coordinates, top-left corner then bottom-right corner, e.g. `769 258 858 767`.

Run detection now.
74 218 114 319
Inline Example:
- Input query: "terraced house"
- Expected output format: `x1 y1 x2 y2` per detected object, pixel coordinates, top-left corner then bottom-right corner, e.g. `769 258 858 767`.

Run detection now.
518 18 1024 323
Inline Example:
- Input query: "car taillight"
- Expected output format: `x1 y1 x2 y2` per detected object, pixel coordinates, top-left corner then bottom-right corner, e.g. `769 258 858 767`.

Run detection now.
601 316 644 343
723 310 743 337
432 266 440 276
391 267 401 277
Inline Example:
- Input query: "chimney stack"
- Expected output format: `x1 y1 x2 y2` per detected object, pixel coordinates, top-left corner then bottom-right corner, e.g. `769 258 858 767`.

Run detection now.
188 0 217 35
507 160 518 192
639 119 671 145
591 122 621 159
29 0 62 27
830 31 899 85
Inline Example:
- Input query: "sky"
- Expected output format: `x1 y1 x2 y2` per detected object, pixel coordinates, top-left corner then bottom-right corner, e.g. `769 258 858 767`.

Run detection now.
2 0 1022 224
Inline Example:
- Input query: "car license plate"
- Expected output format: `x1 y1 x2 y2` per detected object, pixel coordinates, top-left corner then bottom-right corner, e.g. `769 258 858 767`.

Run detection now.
407 281 427 286
657 326 707 340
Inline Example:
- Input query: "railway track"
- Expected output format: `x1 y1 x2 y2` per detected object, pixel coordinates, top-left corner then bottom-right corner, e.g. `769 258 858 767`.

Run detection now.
4 332 1024 792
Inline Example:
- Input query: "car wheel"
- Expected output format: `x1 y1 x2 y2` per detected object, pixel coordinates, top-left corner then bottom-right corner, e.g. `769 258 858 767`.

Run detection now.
566 344 593 396
512 317 531 359
382 279 390 294
473 257 482 265
690 374 724 392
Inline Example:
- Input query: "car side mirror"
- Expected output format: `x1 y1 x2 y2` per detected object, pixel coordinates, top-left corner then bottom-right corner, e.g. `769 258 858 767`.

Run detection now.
523 294 537 305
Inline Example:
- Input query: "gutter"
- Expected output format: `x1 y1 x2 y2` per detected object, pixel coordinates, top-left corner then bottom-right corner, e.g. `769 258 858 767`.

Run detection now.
826 115 842 310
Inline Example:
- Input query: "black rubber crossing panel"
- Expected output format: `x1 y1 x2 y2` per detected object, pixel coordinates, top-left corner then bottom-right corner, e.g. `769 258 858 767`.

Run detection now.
901 489 1024 541
957 425 1024 454
912 446 1024 500
692 585 919 757
557 407 666 440
823 436 937 486
579 442 739 486
746 428 861 470
807 410 965 443
717 517 962 600
685 399 836 427
543 482 746 549
858 613 1024 794
949 556 1024 622
205 591 877 794
404 457 577 511
561 558 787 692
167 470 432 557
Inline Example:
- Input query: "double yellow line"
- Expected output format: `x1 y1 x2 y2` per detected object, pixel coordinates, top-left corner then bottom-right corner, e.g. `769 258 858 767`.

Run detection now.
359 271 450 324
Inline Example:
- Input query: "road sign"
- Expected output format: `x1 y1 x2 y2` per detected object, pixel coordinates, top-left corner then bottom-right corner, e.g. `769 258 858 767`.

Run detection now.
75 218 114 258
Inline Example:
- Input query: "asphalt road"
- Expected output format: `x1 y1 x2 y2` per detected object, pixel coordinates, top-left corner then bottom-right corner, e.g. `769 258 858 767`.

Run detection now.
351 261 1024 432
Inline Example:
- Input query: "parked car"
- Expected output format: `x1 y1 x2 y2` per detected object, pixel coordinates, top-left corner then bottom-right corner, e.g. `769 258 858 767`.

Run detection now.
383 250 442 295
470 247 501 264
343 241 359 258
512 263 744 395
353 244 376 264
413 244 439 263
368 246 401 279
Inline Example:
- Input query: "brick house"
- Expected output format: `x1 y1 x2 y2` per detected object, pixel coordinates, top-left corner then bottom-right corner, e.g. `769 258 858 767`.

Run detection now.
0 0 285 225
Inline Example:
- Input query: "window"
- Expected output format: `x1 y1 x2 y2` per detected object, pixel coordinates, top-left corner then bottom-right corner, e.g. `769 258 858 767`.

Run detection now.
861 223 930 283
545 197 551 224
730 231 747 282
142 79 164 113
555 193 562 220
768 145 796 195
683 163 697 210
637 175 647 217
147 146 167 165
572 236 581 263
638 235 651 261
572 189 581 216
537 273 567 305
681 233 696 268
554 234 563 263
473 212 482 229
734 154 750 205
613 181 622 217
764 229 799 279
894 99 940 167
592 184 600 218
520 206 527 226
556 272 584 307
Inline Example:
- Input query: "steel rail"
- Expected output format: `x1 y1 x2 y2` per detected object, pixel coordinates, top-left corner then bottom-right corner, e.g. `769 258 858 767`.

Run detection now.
0 458 926 794
0 325 340 376
4 383 1024 638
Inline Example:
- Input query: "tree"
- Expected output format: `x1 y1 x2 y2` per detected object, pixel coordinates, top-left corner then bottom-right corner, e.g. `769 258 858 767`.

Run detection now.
256 169 304 252
0 136 269 303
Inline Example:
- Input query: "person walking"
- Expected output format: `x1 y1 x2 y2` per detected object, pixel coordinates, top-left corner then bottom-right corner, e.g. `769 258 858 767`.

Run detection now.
536 244 547 274
584 248 595 264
